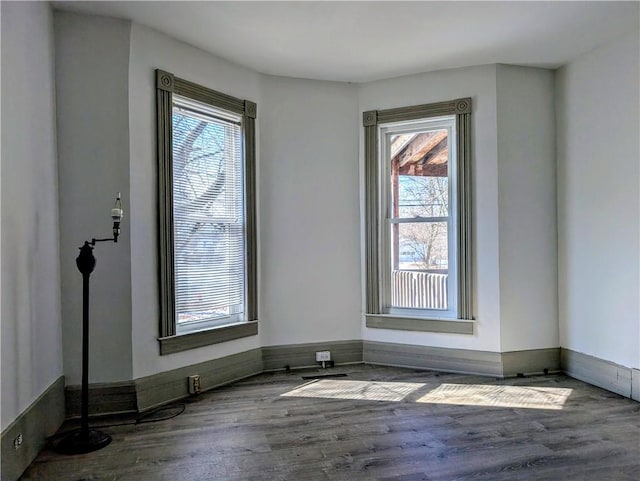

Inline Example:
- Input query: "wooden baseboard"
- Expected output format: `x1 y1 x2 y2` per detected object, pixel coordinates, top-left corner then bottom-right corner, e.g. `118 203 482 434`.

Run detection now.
135 348 263 412
363 340 503 377
63 341 363 416
1 377 65 481
65 381 137 418
364 342 562 379
561 348 633 398
501 348 560 377
55 345 638 425
262 340 363 371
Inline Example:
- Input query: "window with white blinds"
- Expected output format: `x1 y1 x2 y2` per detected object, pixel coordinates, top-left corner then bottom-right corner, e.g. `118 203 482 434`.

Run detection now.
172 96 246 334
156 69 257 354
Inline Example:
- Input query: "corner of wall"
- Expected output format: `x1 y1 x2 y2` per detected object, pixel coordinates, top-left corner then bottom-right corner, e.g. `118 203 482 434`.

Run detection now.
0 377 65 481
555 29 639 369
54 9 134 385
2 0 64 437
495 65 558 352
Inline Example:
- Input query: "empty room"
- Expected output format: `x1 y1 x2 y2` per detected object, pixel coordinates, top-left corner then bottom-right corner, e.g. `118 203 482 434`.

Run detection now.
1 1 639 480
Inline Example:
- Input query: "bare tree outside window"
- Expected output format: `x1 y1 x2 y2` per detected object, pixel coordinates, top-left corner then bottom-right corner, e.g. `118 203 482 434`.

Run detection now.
396 175 449 270
389 128 451 309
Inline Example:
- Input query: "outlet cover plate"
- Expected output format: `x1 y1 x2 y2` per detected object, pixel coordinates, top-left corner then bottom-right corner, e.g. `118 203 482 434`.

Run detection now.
13 433 23 450
316 351 331 362
188 375 201 394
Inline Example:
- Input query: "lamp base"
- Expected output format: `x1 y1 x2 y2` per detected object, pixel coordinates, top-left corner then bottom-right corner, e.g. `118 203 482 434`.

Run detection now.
53 428 111 455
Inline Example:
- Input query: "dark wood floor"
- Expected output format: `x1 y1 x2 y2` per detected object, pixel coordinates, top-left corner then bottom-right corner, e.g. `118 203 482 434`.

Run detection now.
22 365 640 481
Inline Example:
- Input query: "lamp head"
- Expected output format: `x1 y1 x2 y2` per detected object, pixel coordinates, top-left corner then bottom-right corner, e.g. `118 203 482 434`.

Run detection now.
111 193 123 242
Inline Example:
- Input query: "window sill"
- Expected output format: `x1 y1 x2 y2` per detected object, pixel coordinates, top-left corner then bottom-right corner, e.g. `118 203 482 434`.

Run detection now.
365 314 473 334
159 321 258 355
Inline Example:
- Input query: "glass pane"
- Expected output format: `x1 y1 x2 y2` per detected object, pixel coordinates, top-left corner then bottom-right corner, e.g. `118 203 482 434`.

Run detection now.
172 112 243 220
172 100 245 330
390 129 448 219
392 222 448 271
391 222 448 310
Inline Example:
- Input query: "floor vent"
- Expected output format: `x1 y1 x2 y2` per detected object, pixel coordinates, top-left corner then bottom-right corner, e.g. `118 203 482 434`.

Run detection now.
301 373 348 380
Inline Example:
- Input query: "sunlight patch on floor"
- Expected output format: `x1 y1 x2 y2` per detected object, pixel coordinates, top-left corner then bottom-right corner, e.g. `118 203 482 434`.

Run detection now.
281 379 425 402
416 383 573 410
281 379 573 410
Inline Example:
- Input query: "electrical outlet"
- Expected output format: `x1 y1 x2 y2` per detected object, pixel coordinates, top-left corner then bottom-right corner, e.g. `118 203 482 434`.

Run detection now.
188 375 201 394
13 433 23 450
316 351 331 362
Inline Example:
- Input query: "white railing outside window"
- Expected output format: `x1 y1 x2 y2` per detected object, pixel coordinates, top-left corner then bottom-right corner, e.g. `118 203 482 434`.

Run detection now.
391 270 448 310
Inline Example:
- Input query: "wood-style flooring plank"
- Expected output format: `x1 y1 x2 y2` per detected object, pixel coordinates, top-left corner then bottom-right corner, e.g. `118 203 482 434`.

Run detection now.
20 364 639 481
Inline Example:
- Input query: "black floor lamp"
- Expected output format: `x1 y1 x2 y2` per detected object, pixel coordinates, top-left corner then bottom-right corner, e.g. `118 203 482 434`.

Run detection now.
55 194 123 455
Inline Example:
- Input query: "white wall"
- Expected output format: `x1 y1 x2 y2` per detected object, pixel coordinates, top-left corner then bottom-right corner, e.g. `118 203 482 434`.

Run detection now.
496 65 558 352
358 65 502 352
259 76 361 346
1 2 63 428
128 24 263 379
54 12 133 384
557 30 640 369
3 7 638 430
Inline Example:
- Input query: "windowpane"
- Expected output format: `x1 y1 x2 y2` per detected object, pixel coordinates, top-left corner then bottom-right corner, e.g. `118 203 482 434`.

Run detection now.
172 99 245 332
363 98 472 322
393 222 448 271
391 129 449 219
391 222 449 310
385 122 454 314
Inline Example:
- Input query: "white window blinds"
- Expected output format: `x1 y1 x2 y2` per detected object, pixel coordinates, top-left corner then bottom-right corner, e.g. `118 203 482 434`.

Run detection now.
172 95 246 333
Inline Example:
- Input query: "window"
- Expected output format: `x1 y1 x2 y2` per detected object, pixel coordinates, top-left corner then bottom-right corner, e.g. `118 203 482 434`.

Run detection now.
156 70 257 354
363 99 473 334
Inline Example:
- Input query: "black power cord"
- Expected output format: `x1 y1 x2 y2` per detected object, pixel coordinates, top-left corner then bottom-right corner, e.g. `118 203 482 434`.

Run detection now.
47 403 186 446
94 403 186 428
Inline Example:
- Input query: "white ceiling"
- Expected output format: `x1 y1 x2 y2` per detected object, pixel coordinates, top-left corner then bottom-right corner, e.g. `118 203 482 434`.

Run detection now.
53 1 639 83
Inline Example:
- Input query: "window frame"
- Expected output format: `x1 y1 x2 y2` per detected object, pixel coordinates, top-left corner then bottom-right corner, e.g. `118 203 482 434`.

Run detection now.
363 98 473 334
379 116 458 319
156 69 258 355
